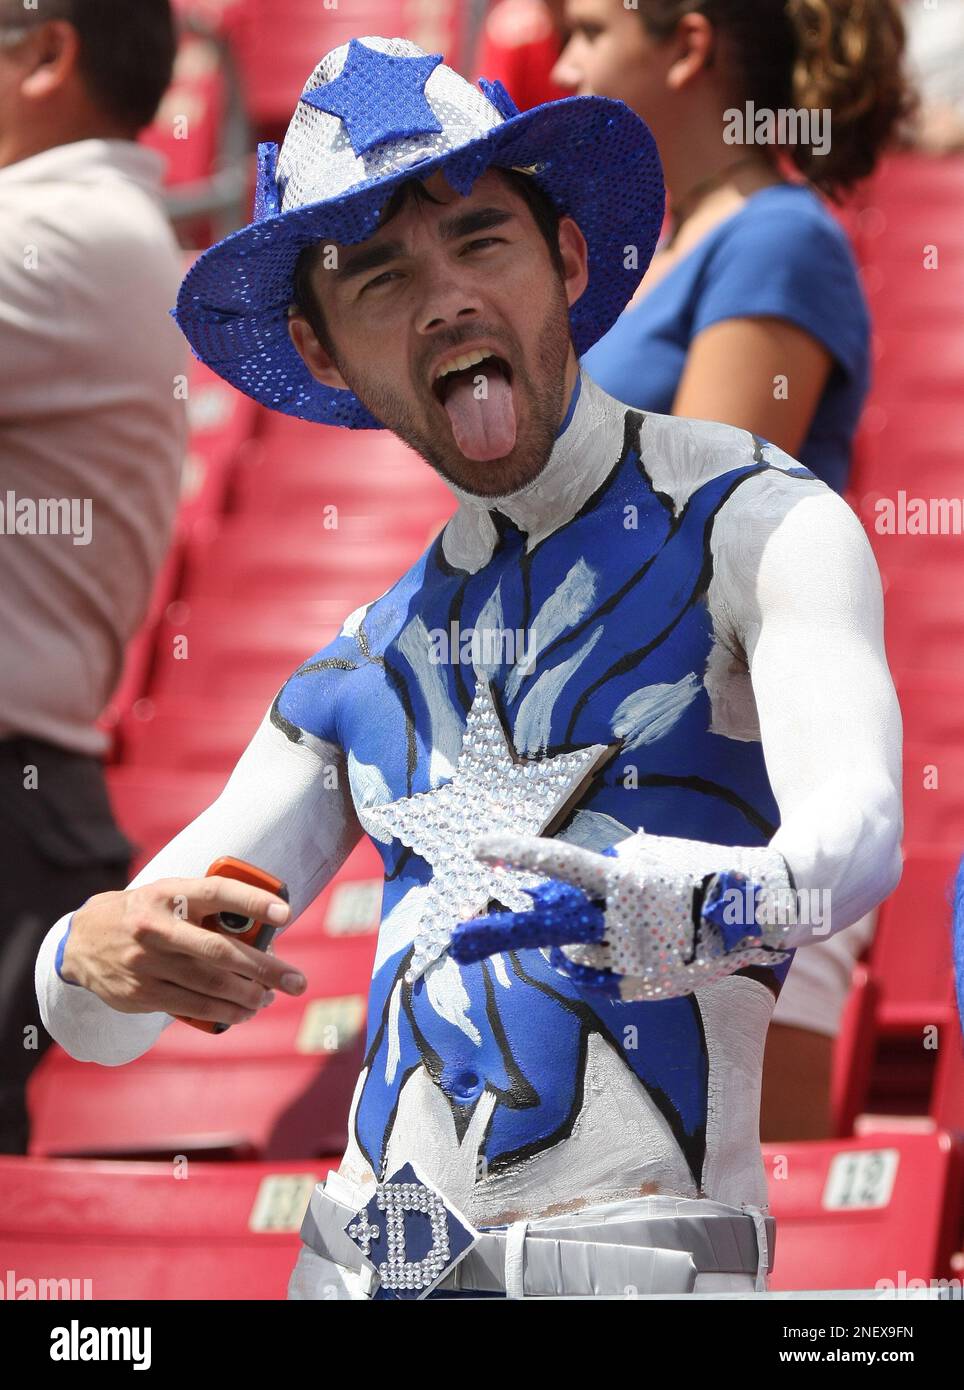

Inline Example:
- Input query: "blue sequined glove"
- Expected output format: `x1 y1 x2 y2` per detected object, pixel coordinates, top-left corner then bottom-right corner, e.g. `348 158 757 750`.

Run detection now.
450 831 795 1000
450 876 608 962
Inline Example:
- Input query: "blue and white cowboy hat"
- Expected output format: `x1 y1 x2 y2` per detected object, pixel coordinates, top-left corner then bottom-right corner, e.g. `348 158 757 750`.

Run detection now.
173 35 665 430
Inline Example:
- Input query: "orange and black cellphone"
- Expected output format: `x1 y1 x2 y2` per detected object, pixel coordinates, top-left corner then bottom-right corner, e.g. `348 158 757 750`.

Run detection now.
176 856 289 1035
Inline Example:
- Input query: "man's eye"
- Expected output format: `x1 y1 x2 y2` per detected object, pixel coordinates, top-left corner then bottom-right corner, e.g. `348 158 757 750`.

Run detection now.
362 270 401 292
463 237 505 252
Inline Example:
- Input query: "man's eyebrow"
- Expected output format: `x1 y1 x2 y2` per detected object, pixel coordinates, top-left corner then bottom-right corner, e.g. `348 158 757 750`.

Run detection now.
436 206 517 241
333 208 517 283
334 240 407 283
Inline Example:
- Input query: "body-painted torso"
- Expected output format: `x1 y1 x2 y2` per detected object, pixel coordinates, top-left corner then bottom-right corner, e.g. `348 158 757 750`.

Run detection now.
273 376 810 1223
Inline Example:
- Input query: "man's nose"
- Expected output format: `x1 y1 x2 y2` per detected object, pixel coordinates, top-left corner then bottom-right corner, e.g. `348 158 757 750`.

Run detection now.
415 271 483 335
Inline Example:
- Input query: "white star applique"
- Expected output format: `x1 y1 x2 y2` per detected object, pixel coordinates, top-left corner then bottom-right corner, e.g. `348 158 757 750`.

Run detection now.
363 677 617 982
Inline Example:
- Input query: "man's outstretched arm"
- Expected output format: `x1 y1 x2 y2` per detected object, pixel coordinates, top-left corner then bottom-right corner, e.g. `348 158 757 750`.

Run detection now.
35 705 362 1064
738 476 903 940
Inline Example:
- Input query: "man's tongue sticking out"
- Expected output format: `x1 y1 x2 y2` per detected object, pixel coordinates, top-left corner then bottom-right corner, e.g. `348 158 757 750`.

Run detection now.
441 362 517 462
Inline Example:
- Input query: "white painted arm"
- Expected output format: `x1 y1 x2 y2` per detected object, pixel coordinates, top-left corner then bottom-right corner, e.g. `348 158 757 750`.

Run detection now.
712 470 904 946
35 708 362 1064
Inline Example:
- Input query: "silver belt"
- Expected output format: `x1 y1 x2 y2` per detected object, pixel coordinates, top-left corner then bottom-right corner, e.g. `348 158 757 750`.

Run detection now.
300 1179 776 1298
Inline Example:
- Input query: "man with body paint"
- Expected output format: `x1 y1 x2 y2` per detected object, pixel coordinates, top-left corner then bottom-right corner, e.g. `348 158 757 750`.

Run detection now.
35 38 902 1299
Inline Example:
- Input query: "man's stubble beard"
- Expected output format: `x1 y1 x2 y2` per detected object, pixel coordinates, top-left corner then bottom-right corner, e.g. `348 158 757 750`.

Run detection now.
331 285 573 499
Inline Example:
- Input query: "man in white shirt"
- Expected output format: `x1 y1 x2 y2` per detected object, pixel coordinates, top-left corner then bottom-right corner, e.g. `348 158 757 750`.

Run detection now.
0 0 186 1151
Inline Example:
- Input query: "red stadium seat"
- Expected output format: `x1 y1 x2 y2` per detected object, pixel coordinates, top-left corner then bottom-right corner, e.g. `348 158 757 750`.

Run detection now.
870 845 959 1034
858 487 964 570
869 327 964 407
229 2 466 135
231 440 455 528
107 766 227 871
252 413 368 468
97 543 186 747
28 934 373 1161
863 1035 943 1123
851 401 963 494
107 763 384 887
177 448 236 532
853 446 964 501
831 964 879 1136
864 266 964 330
764 1131 964 1290
865 152 964 212
180 517 424 603
141 31 227 188
98 624 158 761
184 360 258 452
146 597 344 704
99 369 262 748
240 416 425 473
896 673 964 752
119 695 270 772
296 842 385 940
902 743 964 845
141 14 252 249
860 212 964 268
0 1155 334 1300
885 578 964 678
933 1022 964 1133
177 360 262 527
233 496 447 550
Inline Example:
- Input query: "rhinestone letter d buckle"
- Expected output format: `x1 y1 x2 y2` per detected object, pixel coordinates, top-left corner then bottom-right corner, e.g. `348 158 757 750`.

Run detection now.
343 1162 479 1299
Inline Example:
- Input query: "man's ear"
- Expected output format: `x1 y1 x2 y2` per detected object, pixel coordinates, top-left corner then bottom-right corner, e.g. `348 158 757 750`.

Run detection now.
20 21 80 101
288 313 350 391
556 216 590 311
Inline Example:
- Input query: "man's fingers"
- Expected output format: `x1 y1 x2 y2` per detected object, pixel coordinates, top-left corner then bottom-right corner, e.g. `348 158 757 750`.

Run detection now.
141 910 306 996
144 944 278 1012
472 833 611 898
147 978 264 1027
155 875 291 931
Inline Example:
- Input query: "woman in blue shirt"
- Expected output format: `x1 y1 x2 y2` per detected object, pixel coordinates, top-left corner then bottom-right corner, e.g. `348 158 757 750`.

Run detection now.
551 0 912 1140
554 0 911 495
583 183 868 494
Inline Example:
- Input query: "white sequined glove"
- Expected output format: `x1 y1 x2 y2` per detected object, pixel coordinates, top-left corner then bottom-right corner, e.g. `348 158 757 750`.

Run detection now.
451 828 796 1001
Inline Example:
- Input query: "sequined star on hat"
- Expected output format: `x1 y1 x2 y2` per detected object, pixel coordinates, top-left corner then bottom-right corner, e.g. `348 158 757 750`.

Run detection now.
300 37 444 157
363 677 618 982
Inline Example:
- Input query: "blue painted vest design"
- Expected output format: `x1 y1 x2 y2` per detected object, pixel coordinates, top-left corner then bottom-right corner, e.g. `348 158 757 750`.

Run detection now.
273 408 803 1190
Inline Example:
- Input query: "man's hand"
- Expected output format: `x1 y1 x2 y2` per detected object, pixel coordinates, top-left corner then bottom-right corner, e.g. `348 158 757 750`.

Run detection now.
449 831 794 1000
61 876 307 1026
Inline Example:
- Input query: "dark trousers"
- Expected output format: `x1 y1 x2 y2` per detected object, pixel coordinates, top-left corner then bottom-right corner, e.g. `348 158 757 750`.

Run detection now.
0 735 132 1153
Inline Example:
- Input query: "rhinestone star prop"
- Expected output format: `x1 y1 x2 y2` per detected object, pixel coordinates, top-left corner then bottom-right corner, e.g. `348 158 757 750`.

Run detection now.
364 677 617 982
300 39 444 157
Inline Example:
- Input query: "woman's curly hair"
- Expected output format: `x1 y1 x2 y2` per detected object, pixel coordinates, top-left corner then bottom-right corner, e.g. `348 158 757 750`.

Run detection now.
637 0 916 199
